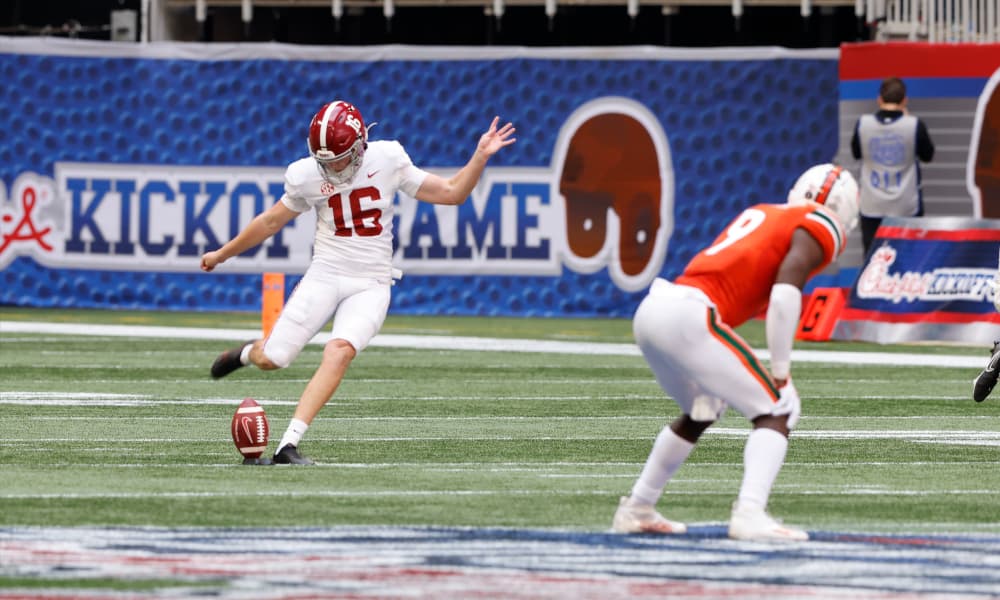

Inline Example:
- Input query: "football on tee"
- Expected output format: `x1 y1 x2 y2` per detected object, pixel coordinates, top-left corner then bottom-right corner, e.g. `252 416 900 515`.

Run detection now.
231 397 269 459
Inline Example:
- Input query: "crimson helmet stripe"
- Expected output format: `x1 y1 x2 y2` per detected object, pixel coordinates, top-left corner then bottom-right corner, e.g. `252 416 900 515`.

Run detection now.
814 165 845 206
315 102 345 153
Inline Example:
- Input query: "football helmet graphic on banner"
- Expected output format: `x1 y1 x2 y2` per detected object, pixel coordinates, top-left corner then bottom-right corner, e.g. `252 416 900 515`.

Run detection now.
558 110 666 286
787 163 860 233
307 101 370 184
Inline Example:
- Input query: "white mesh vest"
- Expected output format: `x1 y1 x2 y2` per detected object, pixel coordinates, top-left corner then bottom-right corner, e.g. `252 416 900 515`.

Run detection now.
857 113 921 217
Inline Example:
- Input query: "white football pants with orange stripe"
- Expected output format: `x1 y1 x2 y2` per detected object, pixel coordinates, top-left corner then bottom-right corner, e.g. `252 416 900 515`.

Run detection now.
633 279 797 425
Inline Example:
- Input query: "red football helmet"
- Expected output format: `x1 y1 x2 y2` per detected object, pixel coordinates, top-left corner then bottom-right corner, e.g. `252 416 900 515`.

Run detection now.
307 100 369 184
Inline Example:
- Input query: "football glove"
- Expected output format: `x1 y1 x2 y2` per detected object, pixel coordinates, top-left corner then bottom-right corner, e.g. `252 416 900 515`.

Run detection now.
773 378 801 430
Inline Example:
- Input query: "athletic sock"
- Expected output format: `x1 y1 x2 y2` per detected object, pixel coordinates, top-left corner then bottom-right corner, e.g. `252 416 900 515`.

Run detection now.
278 418 309 452
629 426 695 506
737 427 788 511
239 343 253 366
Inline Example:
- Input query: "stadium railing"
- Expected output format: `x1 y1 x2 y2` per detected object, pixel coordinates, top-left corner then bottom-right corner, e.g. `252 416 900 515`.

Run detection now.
159 0 997 42
866 0 999 42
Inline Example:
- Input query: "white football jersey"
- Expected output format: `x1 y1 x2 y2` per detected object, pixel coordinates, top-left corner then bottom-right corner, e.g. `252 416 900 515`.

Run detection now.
281 140 429 282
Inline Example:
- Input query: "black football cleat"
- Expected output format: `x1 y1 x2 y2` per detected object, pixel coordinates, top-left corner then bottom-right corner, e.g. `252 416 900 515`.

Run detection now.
273 444 315 465
210 341 254 379
973 340 1000 403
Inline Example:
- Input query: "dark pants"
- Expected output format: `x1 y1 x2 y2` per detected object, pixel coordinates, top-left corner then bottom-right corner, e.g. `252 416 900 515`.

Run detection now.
860 216 882 258
860 208 924 258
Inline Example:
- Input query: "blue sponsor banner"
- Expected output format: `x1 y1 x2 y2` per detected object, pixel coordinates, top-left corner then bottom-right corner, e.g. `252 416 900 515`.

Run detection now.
834 217 1000 345
0 39 839 317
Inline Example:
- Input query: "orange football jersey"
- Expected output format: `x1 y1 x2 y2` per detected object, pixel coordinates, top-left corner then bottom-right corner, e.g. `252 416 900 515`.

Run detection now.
674 203 846 327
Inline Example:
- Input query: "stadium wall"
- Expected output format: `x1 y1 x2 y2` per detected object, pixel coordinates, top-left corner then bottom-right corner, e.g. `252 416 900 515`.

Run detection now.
0 38 994 322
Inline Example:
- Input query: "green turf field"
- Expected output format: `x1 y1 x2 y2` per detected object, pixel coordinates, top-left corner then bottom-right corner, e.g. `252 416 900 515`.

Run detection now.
1 307 998 535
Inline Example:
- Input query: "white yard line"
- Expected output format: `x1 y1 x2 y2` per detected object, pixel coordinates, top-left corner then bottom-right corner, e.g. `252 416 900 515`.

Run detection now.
1 488 995 500
13 414 1000 421
0 320 987 368
0 460 991 468
3 430 1000 442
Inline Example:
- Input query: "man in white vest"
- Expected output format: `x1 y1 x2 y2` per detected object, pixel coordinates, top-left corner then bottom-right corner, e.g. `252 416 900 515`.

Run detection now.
850 76 935 256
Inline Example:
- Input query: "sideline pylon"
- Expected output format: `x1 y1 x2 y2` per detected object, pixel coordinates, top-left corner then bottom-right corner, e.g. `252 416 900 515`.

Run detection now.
795 287 846 342
262 272 285 337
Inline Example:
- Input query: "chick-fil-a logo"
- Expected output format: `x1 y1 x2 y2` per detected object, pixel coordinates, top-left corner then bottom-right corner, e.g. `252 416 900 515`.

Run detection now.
0 173 56 261
856 245 933 303
857 243 997 305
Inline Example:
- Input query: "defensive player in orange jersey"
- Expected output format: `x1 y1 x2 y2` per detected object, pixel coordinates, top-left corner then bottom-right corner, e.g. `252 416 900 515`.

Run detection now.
612 163 859 542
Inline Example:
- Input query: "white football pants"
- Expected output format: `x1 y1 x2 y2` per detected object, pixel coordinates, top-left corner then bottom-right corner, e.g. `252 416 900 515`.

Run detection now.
632 279 781 422
261 263 391 368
